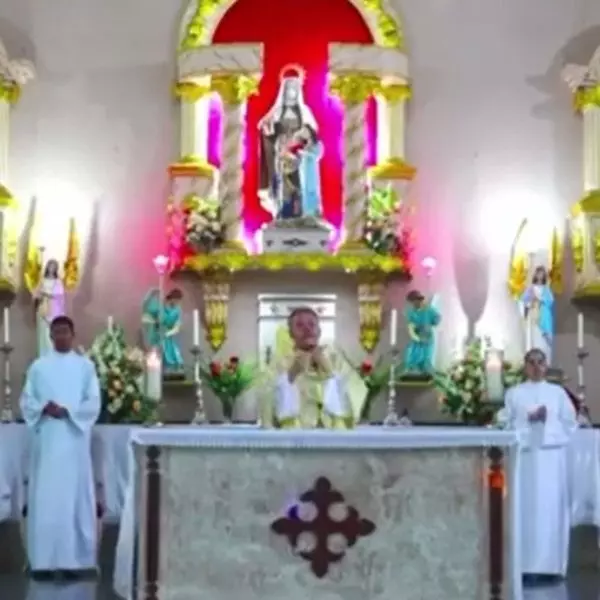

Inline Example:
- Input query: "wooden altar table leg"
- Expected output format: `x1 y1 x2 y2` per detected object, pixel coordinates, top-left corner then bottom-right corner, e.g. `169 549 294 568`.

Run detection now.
488 446 504 600
142 445 161 600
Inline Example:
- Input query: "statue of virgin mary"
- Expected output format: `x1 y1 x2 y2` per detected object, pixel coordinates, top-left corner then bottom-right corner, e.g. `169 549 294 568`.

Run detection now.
258 65 323 222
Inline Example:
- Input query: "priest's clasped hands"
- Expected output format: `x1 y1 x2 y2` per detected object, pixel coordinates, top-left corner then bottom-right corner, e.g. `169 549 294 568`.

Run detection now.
42 401 69 419
288 346 328 383
528 405 547 423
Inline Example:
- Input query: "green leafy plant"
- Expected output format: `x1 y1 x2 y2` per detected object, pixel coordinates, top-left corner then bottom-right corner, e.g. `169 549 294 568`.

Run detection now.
197 355 257 419
363 187 414 263
89 325 156 423
183 195 225 254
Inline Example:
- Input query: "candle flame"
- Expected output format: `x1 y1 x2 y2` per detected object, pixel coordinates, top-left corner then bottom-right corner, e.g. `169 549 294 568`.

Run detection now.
146 349 162 368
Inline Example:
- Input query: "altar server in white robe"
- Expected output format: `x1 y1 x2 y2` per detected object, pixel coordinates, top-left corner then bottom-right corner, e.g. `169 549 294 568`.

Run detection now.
499 348 577 579
20 315 101 577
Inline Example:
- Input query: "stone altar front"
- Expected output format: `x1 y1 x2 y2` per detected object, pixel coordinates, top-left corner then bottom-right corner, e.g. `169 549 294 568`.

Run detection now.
115 427 521 600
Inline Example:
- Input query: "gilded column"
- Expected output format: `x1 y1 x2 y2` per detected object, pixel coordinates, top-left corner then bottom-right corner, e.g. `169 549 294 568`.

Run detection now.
174 81 211 165
211 74 258 249
369 82 416 201
330 74 379 244
576 85 600 192
376 83 411 166
0 78 20 187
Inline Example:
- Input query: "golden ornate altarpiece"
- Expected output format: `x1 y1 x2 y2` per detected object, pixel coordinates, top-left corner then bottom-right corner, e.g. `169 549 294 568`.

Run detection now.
168 0 415 353
563 47 600 300
0 37 35 296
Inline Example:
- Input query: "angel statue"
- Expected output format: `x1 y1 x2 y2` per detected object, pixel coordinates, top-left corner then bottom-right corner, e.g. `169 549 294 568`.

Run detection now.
562 46 600 92
141 288 185 374
258 64 323 222
34 259 66 356
0 37 36 86
519 266 554 364
402 290 441 375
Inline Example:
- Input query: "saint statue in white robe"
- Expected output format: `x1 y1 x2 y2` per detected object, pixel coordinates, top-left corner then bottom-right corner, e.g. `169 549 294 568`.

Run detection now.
20 350 101 572
499 380 577 577
258 66 323 222
34 260 66 357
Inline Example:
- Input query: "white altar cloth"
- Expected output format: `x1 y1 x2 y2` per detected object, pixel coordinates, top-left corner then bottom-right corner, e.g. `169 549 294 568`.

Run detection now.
113 426 522 600
0 423 134 522
1 424 600 528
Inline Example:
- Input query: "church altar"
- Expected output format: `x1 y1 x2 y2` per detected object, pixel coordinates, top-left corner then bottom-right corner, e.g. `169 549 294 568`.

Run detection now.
114 426 521 600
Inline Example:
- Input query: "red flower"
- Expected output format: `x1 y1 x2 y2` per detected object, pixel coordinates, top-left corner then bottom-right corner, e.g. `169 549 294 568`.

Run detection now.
209 361 221 376
360 361 373 376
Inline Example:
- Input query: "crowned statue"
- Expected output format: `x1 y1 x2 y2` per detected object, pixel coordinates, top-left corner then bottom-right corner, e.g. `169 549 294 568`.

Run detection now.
258 65 324 225
34 259 66 356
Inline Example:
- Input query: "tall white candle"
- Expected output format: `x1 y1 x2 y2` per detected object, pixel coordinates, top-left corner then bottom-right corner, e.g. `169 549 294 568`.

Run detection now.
193 309 200 346
389 309 398 346
2 307 8 345
577 313 584 349
145 350 162 402
485 350 504 402
107 315 114 332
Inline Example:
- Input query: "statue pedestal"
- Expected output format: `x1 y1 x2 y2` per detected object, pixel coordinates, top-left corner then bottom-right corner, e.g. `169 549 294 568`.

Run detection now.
258 218 333 254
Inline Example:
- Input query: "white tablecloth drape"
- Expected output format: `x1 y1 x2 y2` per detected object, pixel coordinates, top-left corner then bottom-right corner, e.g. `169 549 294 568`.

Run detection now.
0 423 136 523
2 424 600 527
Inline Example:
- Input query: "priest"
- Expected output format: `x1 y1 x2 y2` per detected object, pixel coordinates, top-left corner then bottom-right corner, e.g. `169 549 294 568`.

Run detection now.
499 348 577 580
20 315 101 579
259 306 367 428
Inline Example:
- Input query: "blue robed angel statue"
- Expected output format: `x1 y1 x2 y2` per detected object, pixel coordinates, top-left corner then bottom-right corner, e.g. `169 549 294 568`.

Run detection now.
258 65 323 221
141 287 185 372
403 290 441 374
520 266 554 364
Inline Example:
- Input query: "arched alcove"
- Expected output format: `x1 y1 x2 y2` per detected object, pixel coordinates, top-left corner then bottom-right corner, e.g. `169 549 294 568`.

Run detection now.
169 0 412 262
211 0 377 228
168 0 413 354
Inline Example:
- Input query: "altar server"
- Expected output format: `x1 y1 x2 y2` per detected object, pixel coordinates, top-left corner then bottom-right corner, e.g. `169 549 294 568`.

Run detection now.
20 315 101 577
499 348 577 579
259 306 367 428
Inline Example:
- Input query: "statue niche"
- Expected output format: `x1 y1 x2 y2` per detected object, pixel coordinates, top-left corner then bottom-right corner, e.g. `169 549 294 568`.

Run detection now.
258 65 324 227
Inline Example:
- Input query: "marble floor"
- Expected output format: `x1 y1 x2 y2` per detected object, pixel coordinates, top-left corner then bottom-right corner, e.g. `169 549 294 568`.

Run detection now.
0 574 597 600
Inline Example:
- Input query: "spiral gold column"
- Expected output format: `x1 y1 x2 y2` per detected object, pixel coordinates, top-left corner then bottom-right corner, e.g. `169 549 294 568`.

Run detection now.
330 74 379 245
211 74 258 250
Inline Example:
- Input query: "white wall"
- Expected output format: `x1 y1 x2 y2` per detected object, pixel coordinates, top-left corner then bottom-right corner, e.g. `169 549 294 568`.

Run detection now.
1 0 600 415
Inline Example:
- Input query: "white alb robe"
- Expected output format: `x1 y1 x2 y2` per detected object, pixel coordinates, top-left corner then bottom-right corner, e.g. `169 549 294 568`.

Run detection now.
501 381 577 576
20 351 101 571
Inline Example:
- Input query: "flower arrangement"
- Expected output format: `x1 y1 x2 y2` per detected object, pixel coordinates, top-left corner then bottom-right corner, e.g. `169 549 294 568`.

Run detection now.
363 187 413 264
89 325 156 423
347 355 394 422
433 338 523 425
183 194 225 254
197 355 257 420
